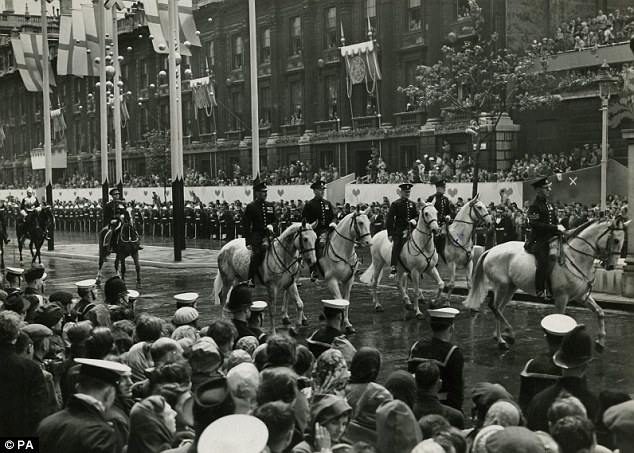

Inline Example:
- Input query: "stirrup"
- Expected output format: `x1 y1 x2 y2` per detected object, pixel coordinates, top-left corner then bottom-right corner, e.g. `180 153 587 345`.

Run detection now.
247 278 255 288
310 271 318 282
390 266 397 275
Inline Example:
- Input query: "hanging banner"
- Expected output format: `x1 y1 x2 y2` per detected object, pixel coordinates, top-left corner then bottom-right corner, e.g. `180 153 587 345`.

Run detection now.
191 76 217 119
340 40 382 98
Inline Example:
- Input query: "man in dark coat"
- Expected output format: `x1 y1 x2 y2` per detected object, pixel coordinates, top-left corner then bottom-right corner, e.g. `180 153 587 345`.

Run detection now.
38 358 131 453
0 311 49 437
525 325 599 432
302 179 336 280
427 179 455 261
307 299 349 358
494 205 515 244
386 183 418 275
242 179 277 287
413 360 465 428
224 283 261 344
408 307 464 411
103 188 132 252
524 177 564 300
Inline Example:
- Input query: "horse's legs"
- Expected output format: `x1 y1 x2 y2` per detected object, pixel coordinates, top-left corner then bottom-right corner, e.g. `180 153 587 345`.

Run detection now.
326 277 343 299
488 284 517 349
341 270 356 333
281 291 291 325
120 255 127 281
445 262 457 303
464 259 474 291
428 267 445 305
268 286 278 335
411 272 425 320
285 283 306 329
576 295 606 352
396 271 412 319
370 260 384 311
133 252 141 283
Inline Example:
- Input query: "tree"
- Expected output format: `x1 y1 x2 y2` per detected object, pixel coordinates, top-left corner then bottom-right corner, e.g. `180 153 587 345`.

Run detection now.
400 0 561 196
144 129 171 185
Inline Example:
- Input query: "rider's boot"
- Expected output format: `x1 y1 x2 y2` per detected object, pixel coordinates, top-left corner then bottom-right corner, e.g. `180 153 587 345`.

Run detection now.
246 278 255 288
309 264 319 282
390 265 398 275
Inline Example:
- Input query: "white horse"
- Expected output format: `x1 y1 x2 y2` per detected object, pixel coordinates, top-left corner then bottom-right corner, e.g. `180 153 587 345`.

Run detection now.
282 208 373 334
439 194 493 303
360 204 442 319
464 216 629 351
214 221 318 333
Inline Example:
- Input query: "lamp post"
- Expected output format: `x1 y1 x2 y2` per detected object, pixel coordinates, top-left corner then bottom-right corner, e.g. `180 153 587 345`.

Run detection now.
595 61 618 212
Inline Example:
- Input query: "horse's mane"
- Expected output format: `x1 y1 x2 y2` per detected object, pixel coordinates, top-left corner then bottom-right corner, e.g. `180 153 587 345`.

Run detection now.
566 218 598 238
279 222 302 241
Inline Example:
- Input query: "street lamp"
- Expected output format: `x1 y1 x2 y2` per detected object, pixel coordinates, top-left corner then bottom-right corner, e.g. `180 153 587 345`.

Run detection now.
595 61 618 212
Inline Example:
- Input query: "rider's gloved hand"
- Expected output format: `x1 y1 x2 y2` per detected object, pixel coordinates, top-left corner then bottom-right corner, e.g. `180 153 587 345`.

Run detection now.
329 222 336 228
267 224 274 233
445 215 451 223
409 219 417 226
388 236 393 242
247 245 252 250
557 224 565 233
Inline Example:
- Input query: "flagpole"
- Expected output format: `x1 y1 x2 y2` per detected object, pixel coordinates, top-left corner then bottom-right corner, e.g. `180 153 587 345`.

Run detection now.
97 0 109 212
112 6 123 194
168 0 184 261
41 0 54 250
248 0 259 179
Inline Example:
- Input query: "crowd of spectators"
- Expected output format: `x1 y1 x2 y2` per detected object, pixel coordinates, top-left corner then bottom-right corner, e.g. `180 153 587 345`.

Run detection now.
362 142 616 185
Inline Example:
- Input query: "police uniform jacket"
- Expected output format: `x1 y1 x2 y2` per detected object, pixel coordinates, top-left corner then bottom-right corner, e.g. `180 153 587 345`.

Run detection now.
518 352 562 412
495 215 515 244
426 193 454 221
242 199 277 246
21 195 40 212
302 197 335 236
38 395 121 453
386 197 417 237
408 337 464 411
103 200 124 227
306 325 345 359
524 196 559 252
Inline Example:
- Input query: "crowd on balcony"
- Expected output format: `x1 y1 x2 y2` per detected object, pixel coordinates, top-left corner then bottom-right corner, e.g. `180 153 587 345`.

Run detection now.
362 142 615 184
531 7 634 55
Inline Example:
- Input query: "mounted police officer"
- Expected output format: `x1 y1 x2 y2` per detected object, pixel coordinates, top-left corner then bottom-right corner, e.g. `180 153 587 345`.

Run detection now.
427 180 455 261
242 178 277 287
302 180 336 281
0 198 10 244
103 188 124 252
524 177 564 301
20 187 40 240
386 182 418 275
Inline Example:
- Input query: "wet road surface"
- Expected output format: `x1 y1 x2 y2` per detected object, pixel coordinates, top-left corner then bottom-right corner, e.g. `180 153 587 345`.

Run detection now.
11 231 634 414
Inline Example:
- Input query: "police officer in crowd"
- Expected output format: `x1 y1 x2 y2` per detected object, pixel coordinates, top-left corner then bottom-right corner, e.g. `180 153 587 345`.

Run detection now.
386 183 418 275
224 283 263 344
306 299 349 358
524 177 564 301
242 178 277 287
302 180 336 281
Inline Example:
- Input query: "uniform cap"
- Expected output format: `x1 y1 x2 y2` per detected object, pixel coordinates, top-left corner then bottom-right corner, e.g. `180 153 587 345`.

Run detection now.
104 276 127 300
24 267 45 282
552 324 593 369
253 181 267 192
321 299 349 310
5 267 25 278
531 177 551 189
540 314 577 336
250 300 267 312
76 279 97 290
21 323 53 339
173 307 199 326
434 179 447 188
310 180 326 190
75 358 131 386
174 292 199 304
198 415 268 453
49 291 74 306
427 307 459 319
109 188 120 196
225 284 253 312
33 303 64 328
399 183 414 191
127 290 140 300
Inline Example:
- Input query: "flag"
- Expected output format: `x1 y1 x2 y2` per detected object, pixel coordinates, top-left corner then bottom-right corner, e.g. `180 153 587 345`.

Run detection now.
104 0 125 10
144 0 200 56
11 37 41 91
0 124 5 148
11 33 55 92
57 7 93 77
51 108 67 137
340 40 382 97
82 2 113 75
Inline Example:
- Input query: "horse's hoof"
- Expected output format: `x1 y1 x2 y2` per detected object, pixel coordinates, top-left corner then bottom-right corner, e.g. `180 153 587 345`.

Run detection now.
415 312 425 321
375 305 384 313
281 317 291 326
502 335 515 345
498 342 509 350
345 325 356 335
301 318 309 327
595 340 605 353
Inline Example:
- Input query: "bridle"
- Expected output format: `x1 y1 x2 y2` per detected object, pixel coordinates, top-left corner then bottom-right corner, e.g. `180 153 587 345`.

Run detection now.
405 205 438 274
267 224 316 277
446 201 490 269
452 200 491 227
323 213 370 280
333 212 371 246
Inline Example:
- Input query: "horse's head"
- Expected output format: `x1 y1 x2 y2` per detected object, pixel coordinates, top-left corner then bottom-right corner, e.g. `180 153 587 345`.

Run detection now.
468 194 493 227
297 220 318 265
351 206 372 246
419 203 440 235
600 216 630 270
125 206 134 226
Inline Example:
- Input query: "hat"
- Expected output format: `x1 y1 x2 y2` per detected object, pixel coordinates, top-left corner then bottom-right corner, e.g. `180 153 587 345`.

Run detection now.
322 299 349 310
33 303 64 328
75 279 97 290
26 187 33 193
540 314 577 336
75 358 131 386
127 290 139 300
310 394 352 426
603 400 634 452
21 323 53 339
225 284 253 312
3 292 28 314
415 159 421 164
434 179 447 188
189 376 235 433
250 300 267 312
531 177 551 189
49 291 74 306
173 307 199 326
104 276 127 300
174 292 199 305
190 337 222 373
109 188 120 196
552 325 593 369
427 307 459 319
253 180 267 192
485 426 545 453
399 183 414 191
5 267 24 279
24 267 45 283
198 415 268 453
311 180 326 190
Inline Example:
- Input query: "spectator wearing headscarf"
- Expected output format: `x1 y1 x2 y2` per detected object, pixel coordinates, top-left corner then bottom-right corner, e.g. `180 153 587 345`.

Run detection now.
345 347 381 412
127 395 177 453
384 370 417 410
292 394 352 453
342 382 393 448
376 399 422 453
312 349 350 397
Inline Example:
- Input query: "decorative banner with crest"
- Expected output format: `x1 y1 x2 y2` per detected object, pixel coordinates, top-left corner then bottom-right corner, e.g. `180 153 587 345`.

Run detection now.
340 40 382 99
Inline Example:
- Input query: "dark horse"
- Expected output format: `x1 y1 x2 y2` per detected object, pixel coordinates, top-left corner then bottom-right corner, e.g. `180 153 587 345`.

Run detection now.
97 206 141 284
16 206 54 265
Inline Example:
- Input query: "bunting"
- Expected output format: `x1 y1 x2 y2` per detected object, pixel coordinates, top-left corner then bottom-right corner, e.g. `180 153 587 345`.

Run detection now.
11 33 56 92
57 7 93 77
82 2 114 75
143 0 200 56
51 109 67 138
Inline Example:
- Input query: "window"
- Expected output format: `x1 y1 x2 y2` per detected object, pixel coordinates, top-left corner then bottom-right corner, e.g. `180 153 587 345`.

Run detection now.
231 90 243 130
260 28 271 63
139 60 148 92
325 75 338 120
259 86 271 127
408 0 421 31
454 0 469 19
232 35 243 69
289 80 303 124
204 41 215 74
366 0 377 34
290 16 302 56
325 7 337 49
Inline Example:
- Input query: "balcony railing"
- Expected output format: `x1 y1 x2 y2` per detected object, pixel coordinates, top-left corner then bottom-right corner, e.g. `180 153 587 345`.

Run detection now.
259 126 271 138
394 111 425 127
352 115 380 130
281 123 305 136
314 119 340 133
225 130 242 141
199 132 217 144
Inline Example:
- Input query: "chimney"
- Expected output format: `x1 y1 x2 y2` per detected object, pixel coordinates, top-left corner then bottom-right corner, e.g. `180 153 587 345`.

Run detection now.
4 0 15 14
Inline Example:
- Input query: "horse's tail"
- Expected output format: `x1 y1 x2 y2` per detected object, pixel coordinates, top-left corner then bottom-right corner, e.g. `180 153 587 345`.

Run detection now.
463 249 490 311
213 271 223 306
359 263 374 285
